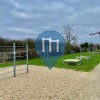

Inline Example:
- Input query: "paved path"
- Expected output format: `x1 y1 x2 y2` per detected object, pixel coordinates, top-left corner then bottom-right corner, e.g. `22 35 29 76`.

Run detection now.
90 63 100 99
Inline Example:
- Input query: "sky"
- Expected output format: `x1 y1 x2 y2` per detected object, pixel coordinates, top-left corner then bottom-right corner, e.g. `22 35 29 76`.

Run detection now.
0 0 100 43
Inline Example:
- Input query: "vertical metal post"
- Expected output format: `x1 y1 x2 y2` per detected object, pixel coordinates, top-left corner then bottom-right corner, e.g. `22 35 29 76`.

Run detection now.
26 43 29 73
80 47 82 56
88 44 90 56
13 43 16 77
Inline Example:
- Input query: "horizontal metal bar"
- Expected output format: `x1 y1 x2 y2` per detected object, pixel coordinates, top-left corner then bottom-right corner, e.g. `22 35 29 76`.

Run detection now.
0 46 26 48
0 57 13 59
0 46 13 47
16 51 26 53
16 55 26 58
0 52 13 54
0 55 26 59
16 46 26 48
0 51 26 54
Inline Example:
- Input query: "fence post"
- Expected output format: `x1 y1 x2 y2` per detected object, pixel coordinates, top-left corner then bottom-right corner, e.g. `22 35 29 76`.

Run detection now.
26 43 29 73
13 42 16 77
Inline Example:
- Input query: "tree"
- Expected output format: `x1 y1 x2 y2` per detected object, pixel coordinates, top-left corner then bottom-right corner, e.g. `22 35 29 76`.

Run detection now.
63 25 73 42
71 36 78 46
63 25 78 53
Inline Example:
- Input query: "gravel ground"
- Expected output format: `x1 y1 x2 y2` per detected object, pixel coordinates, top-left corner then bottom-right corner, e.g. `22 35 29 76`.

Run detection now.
0 65 98 100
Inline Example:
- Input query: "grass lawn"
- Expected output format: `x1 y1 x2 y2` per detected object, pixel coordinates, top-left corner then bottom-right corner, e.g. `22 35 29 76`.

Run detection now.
0 52 100 72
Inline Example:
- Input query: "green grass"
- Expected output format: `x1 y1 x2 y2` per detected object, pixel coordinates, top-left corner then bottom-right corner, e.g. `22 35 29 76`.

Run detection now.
0 52 100 72
56 53 100 72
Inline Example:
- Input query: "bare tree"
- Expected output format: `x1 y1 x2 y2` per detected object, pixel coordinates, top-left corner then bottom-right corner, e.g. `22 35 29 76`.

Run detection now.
71 36 78 46
63 25 78 53
63 24 73 42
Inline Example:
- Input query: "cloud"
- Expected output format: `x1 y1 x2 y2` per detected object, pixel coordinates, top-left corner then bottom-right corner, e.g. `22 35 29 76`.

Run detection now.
5 0 22 8
7 27 34 33
41 26 52 29
13 12 30 18
10 1 22 8
11 10 43 19
0 0 100 43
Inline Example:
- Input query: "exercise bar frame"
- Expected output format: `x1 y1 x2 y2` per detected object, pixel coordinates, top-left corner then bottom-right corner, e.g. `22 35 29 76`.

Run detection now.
0 43 29 78
13 43 29 77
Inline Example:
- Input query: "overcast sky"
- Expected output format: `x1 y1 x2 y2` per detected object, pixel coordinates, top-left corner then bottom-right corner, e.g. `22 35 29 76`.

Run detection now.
0 0 100 43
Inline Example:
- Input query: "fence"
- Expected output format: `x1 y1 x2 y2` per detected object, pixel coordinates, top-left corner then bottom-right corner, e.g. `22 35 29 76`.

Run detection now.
0 43 29 79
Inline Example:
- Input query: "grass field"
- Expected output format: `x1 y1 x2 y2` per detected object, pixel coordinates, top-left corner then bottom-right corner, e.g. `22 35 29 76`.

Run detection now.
0 52 100 72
